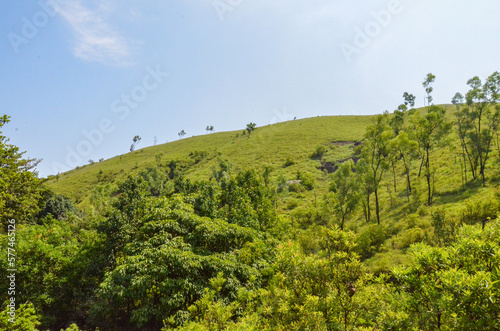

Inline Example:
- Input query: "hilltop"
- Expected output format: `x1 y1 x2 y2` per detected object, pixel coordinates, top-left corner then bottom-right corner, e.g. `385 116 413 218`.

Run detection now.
47 114 373 202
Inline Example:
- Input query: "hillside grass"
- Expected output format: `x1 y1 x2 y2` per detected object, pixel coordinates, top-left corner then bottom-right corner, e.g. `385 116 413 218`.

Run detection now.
46 106 500 272
47 115 373 201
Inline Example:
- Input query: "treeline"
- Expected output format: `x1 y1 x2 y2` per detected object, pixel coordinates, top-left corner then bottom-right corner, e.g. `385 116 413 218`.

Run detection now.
329 72 500 230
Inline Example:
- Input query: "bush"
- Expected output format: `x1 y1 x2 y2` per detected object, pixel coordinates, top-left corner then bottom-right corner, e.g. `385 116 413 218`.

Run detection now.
311 145 328 159
288 183 304 193
0 302 40 330
291 206 323 229
38 193 80 221
390 227 426 250
355 224 387 259
283 157 296 167
296 171 316 191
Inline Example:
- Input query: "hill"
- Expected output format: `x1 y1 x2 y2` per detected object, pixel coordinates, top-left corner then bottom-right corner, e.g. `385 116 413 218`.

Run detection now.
47 114 373 203
46 105 500 271
3 100 500 330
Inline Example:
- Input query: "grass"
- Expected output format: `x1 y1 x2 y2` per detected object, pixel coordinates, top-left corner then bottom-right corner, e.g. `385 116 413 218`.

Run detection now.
46 106 500 272
46 115 372 201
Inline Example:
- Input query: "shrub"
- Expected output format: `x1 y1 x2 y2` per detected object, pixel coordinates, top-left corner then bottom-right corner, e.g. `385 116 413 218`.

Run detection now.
311 145 328 159
288 183 304 193
283 157 296 167
355 224 387 259
297 171 316 190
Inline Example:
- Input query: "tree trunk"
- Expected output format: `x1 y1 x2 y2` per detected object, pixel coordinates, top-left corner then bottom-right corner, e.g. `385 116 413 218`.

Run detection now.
374 188 380 225
425 148 432 206
392 160 397 192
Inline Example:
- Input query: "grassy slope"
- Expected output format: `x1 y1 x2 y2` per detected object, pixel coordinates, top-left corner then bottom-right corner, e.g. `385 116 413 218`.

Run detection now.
47 115 373 201
47 106 500 271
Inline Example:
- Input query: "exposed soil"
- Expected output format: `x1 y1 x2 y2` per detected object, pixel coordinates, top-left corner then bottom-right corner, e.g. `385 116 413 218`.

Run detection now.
317 156 360 173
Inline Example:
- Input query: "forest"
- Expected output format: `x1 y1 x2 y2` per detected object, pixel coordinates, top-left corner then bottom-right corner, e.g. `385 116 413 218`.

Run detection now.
1 72 500 330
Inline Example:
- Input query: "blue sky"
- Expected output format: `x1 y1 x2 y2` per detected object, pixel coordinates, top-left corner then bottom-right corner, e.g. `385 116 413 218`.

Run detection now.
1 0 499 177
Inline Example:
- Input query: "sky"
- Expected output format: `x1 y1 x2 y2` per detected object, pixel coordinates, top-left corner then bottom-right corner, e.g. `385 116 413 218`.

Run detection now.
1 0 499 177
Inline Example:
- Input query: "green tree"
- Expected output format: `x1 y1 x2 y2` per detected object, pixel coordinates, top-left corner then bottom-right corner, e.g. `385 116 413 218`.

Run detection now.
0 115 42 226
0 302 40 330
392 218 500 330
360 114 393 225
423 73 436 107
130 135 141 152
329 160 360 230
392 131 418 201
461 72 500 186
452 92 472 186
412 75 451 205
246 122 257 136
412 105 451 205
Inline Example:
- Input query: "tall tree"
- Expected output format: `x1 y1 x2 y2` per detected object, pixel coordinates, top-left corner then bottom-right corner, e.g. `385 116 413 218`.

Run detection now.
360 114 393 225
392 131 418 202
0 115 42 225
130 135 141 152
423 73 436 107
412 74 451 205
412 107 451 205
329 160 360 230
462 72 500 186
452 92 471 185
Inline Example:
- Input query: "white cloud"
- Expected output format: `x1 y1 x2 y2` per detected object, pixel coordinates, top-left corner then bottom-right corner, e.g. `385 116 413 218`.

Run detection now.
56 1 131 65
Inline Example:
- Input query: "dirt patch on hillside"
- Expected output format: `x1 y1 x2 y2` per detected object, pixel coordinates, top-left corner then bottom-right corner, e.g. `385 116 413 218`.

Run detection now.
332 141 362 146
318 156 360 174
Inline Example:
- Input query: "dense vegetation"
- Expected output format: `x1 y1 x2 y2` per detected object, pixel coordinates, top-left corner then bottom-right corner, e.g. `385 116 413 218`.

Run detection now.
1 72 500 330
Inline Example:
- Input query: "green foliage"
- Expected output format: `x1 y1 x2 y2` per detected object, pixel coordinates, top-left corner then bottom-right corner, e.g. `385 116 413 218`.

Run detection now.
329 160 361 230
93 188 273 329
456 72 500 186
0 115 43 225
392 218 500 330
296 171 316 191
360 113 394 225
38 192 80 221
0 216 106 330
283 157 296 167
355 224 387 259
0 302 40 331
311 145 328 159
410 102 451 205
246 122 257 136
139 166 173 197
431 209 458 245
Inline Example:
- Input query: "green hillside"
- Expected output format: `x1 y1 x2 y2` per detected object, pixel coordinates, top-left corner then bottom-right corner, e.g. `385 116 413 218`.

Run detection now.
47 114 373 202
3 99 500 330
46 105 500 271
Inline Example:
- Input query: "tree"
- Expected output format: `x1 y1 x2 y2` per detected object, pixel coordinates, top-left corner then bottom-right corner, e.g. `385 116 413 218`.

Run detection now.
412 74 451 205
423 73 436 107
0 115 42 225
452 92 471 186
411 106 451 205
329 160 360 230
460 72 500 186
403 91 416 109
246 122 257 136
206 125 214 134
130 135 141 152
360 114 393 225
178 130 186 139
393 218 500 330
392 131 418 201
